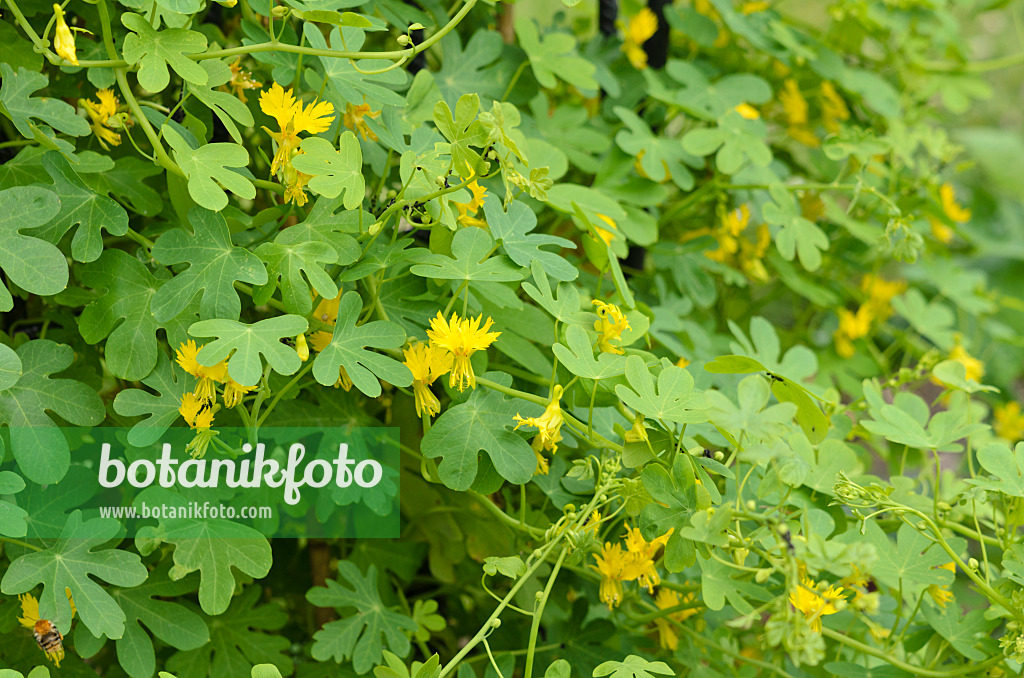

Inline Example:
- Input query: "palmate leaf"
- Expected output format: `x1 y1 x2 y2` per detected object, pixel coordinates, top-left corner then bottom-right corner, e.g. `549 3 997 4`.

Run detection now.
113 351 191 447
433 93 488 178
0 185 67 312
292 133 365 208
253 240 339 314
421 372 540 491
151 207 268 322
410 227 522 283
0 470 28 538
163 126 255 210
166 585 292 678
307 561 417 674
552 325 627 380
78 249 177 380
0 340 104 484
639 455 698 572
763 184 829 272
0 510 148 640
82 564 209 678
83 155 164 217
514 18 597 92
435 30 506 107
302 24 407 107
851 521 957 601
186 60 255 144
706 375 797 444
484 200 577 282
593 655 674 678
278 196 362 266
311 291 413 396
0 64 91 139
613 107 697 190
121 13 209 92
615 356 709 424
189 314 310 387
969 441 1024 497
681 109 772 175
651 60 772 121
136 488 272 615
30 152 129 262
521 262 592 327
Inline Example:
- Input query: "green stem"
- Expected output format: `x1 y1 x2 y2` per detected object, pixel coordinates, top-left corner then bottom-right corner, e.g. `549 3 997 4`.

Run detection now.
821 628 1004 677
255 360 315 428
523 546 568 678
0 536 43 551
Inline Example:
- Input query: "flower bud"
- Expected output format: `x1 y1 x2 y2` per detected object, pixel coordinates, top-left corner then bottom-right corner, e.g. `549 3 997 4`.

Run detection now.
969 557 980 570
755 568 772 583
271 5 289 16
397 34 412 45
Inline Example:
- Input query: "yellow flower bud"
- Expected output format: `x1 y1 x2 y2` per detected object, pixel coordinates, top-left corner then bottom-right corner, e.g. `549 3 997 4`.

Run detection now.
53 4 78 65
295 333 309 361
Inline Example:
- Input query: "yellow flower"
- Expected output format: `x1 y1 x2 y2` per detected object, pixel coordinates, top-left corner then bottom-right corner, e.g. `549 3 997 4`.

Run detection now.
734 103 760 120
259 83 335 176
652 588 700 651
789 577 845 632
453 180 488 228
940 183 971 223
927 562 956 607
221 374 253 409
995 402 1024 443
179 392 215 430
53 4 78 65
313 291 343 325
592 542 628 609
427 312 501 392
595 215 619 246
225 58 262 103
343 103 381 141
81 89 124 149
623 524 672 593
950 340 984 382
820 81 849 133
175 340 227 401
624 413 649 443
593 300 630 355
403 342 454 418
741 0 770 13
295 333 309 361
780 79 809 126
860 274 906 319
19 591 76 667
513 385 565 474
583 510 602 536
834 307 872 358
309 330 333 353
929 215 955 244
621 8 658 69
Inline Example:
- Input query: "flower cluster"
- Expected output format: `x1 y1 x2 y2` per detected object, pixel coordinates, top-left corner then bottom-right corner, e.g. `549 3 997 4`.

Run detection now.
259 82 336 206
777 77 850 146
833 274 907 358
701 204 772 282
175 340 252 457
621 8 658 69
788 576 846 632
591 524 676 610
426 311 501 392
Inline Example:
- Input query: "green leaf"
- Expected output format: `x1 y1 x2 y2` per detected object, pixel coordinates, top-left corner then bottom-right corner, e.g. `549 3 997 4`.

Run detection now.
186 59 256 144
166 584 292 678
410 227 522 283
1 510 148 640
121 13 209 92
136 487 273 615
162 126 255 210
552 325 627 381
703 355 766 374
763 184 829 271
151 207 268 322
188 314 310 387
921 604 997 661
593 655 674 678
278 197 362 266
484 200 577 282
0 185 67 311
254 240 339 314
113 351 191 447
83 155 165 216
421 372 539 491
696 551 760 613
100 563 209 678
0 340 104 484
435 30 506 106
639 455 699 571
891 289 955 350
932 359 998 394
482 556 527 578
770 376 829 445
30 152 129 262
0 470 28 538
705 375 796 443
521 261 592 327
307 561 417 673
292 133 365 208
311 291 412 396
681 110 772 174
514 18 597 92
727 316 818 381
78 249 178 380
969 441 1024 497
433 93 488 178
653 60 771 120
856 521 954 599
613 107 696 190
303 25 407 107
615 356 709 424
0 64 91 139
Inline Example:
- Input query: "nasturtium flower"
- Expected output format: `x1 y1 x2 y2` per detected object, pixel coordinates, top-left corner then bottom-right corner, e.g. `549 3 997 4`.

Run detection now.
313 291 343 325
621 8 658 69
929 216 955 244
820 81 849 133
734 103 761 120
259 82 335 177
343 103 381 141
453 180 488 228
583 510 602 536
221 374 253 409
741 0 770 13
833 307 871 358
282 164 313 206
653 588 700 651
403 342 454 418
175 340 228 401
623 524 673 592
927 562 956 607
861 274 906 317
426 311 501 392
19 591 76 667
940 183 972 223
179 392 215 430
789 576 845 632
950 339 984 383
593 542 628 609
780 79 819 147
52 4 78 65
593 300 630 355
81 89 124 149
226 58 262 103
995 402 1024 442
513 385 565 474
595 214 619 246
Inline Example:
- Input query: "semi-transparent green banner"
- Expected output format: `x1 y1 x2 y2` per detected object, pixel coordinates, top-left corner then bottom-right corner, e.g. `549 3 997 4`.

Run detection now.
0 427 399 539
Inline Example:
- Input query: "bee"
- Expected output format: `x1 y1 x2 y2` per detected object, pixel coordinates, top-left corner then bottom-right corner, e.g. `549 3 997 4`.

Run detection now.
33 618 65 664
